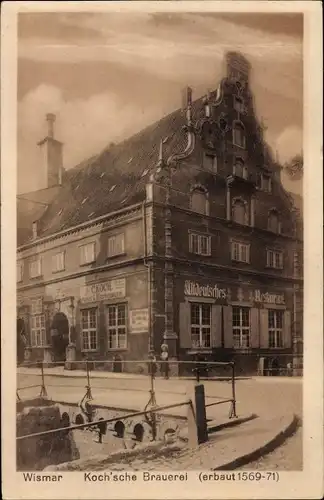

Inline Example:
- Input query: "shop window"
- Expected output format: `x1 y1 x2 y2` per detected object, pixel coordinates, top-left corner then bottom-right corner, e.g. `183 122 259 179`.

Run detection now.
190 303 211 349
203 153 217 173
81 308 98 351
106 304 127 350
233 157 248 179
232 306 250 348
232 198 248 225
190 187 209 215
268 310 283 348
189 232 211 256
108 233 125 257
17 261 23 283
80 242 95 265
30 298 45 347
52 251 65 273
231 241 250 263
233 96 245 114
232 121 246 148
29 257 42 278
267 249 284 269
268 209 281 234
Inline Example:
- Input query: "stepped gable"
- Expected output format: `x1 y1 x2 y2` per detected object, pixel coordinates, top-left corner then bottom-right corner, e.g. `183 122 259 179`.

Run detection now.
29 99 207 243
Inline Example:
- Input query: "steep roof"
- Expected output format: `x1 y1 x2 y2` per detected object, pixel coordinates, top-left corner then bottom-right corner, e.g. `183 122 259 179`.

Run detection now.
18 98 206 245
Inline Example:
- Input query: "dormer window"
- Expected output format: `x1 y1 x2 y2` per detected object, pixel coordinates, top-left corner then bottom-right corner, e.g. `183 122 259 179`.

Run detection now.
233 157 248 179
203 153 217 173
232 197 248 225
268 209 281 234
190 186 209 215
233 121 245 148
233 96 245 114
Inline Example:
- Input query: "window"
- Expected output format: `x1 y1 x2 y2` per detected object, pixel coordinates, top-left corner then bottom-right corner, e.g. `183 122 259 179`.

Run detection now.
233 158 248 179
17 261 23 283
233 96 245 114
203 153 217 173
191 187 208 215
190 303 211 348
106 304 127 349
232 306 250 348
233 121 245 148
258 173 272 192
108 233 125 257
232 198 248 225
189 232 211 256
81 309 98 351
268 310 283 348
267 249 284 269
268 210 281 233
30 298 45 347
52 252 65 273
29 258 42 278
231 241 250 263
80 242 95 265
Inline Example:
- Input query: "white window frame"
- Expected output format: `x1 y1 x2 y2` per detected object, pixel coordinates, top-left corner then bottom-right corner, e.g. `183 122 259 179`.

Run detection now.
203 153 217 173
231 241 250 263
189 232 211 256
81 308 98 352
190 303 212 349
52 251 65 273
17 261 23 283
232 306 250 348
80 242 96 265
267 249 284 269
107 233 125 258
106 303 127 350
30 314 46 347
268 309 284 348
29 257 42 278
232 121 246 149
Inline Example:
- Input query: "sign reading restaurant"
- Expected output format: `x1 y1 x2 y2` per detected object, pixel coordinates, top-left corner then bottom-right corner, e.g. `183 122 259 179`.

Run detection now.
184 281 227 299
80 278 126 303
250 289 285 305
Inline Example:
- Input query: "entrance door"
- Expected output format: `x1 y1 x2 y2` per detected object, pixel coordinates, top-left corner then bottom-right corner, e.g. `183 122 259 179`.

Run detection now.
51 312 69 362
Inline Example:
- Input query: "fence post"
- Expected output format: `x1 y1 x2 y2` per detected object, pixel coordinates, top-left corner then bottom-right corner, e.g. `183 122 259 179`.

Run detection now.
186 381 208 447
229 362 237 418
85 361 92 400
39 361 47 398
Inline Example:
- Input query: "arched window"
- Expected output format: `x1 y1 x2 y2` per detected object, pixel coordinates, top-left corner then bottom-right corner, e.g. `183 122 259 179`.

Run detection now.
233 121 245 148
233 157 248 179
232 198 248 225
191 186 209 215
268 209 281 233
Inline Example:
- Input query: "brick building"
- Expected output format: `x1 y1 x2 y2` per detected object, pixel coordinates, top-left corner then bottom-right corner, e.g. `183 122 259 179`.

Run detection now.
17 52 303 375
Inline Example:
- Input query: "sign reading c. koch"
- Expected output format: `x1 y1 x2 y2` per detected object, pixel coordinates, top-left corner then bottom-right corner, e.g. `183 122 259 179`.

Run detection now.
184 280 227 299
80 278 126 303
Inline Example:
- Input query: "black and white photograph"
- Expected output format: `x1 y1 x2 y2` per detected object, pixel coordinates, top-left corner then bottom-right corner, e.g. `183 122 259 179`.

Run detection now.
1 2 323 499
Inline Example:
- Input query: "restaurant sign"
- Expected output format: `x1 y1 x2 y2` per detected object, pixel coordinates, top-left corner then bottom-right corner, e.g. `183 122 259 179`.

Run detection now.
184 281 227 299
130 308 149 333
80 278 126 303
249 289 285 305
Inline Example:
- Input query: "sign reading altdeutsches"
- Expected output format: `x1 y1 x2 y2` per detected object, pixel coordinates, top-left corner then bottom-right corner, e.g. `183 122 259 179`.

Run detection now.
130 309 149 333
80 278 126 303
184 281 227 299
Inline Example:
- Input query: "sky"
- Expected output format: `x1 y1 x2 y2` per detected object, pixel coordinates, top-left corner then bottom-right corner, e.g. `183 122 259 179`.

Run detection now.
17 11 303 195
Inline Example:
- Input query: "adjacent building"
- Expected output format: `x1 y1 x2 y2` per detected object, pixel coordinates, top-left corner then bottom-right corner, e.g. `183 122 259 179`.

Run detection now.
17 52 303 375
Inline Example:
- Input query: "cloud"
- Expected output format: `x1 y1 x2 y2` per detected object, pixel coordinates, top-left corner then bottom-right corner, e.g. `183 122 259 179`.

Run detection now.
275 126 303 164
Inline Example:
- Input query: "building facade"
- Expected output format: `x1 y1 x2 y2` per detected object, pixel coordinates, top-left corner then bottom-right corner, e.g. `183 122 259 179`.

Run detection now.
17 52 303 375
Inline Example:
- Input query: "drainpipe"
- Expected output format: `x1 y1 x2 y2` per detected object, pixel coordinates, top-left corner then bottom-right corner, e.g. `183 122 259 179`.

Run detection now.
142 201 153 353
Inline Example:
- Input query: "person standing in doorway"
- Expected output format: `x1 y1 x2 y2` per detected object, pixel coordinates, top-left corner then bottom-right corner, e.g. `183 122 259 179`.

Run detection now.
160 343 169 379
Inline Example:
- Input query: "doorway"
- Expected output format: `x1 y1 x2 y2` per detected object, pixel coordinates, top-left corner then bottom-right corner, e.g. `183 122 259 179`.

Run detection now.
50 312 69 362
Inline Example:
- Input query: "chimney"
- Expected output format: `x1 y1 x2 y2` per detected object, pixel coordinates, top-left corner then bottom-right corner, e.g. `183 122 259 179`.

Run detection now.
32 221 38 239
38 113 63 189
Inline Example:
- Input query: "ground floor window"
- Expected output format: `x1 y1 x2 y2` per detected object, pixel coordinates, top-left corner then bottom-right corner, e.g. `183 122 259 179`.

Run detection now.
268 309 283 348
233 306 250 348
106 304 127 349
81 308 98 351
30 314 46 347
190 303 211 348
